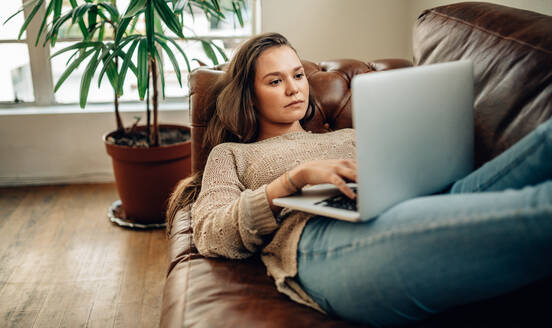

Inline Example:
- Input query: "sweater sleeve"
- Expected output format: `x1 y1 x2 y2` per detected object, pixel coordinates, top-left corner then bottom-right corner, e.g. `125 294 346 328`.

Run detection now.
191 144 279 259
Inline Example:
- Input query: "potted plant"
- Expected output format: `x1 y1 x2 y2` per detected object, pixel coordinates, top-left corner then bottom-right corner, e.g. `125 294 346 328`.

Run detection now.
9 0 246 226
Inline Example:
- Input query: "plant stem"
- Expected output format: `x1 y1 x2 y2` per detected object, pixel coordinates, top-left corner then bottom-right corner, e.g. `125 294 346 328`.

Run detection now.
146 59 151 147
114 55 123 131
115 90 123 131
151 56 159 147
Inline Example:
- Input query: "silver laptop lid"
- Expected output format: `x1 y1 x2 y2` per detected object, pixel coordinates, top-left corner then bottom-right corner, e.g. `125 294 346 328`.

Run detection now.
352 60 474 219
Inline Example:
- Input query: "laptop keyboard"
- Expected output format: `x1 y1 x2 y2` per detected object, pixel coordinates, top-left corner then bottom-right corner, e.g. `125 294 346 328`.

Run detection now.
314 187 358 211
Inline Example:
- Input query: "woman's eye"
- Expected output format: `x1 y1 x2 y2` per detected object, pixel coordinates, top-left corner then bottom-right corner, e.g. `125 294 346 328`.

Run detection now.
270 79 281 86
295 73 304 79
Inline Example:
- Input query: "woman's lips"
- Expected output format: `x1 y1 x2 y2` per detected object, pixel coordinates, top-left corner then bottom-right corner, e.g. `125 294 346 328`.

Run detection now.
285 100 304 108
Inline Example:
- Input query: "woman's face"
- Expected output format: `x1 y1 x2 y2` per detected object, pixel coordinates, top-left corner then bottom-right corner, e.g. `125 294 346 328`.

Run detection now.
253 46 309 131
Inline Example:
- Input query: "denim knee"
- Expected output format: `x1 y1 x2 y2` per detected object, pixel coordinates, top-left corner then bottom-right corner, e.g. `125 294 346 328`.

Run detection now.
536 117 552 140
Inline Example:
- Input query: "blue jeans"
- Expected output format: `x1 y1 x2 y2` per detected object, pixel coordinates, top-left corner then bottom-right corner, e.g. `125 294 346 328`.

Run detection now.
296 118 552 327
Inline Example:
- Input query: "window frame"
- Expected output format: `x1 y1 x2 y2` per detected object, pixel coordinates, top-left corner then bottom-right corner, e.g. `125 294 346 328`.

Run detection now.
0 0 260 108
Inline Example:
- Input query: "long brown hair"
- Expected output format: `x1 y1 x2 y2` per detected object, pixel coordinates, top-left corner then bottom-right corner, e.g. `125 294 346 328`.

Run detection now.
166 33 314 230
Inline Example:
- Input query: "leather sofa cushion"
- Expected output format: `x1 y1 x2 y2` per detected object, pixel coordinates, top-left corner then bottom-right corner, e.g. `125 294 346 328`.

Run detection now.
413 2 552 167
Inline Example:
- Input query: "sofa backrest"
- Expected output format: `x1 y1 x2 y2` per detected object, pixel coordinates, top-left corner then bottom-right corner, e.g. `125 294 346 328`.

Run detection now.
188 58 411 173
413 2 552 167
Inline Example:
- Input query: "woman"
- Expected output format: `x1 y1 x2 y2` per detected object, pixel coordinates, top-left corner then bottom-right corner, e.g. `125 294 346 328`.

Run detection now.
168 32 552 327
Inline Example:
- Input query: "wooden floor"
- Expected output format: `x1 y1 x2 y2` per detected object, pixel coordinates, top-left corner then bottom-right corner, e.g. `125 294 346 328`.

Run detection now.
0 184 168 328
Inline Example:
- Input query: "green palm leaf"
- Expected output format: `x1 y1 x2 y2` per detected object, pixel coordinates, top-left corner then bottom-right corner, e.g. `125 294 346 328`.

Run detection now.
80 49 101 108
210 0 221 12
44 10 73 46
65 49 81 65
152 0 184 38
103 57 119 91
34 0 55 46
88 6 98 31
115 17 132 43
155 33 191 72
201 40 218 65
232 1 244 27
17 0 44 40
145 0 155 53
97 2 119 21
192 0 225 20
3 0 40 25
117 40 139 95
155 32 190 72
123 0 147 19
97 22 105 41
129 15 140 34
208 40 228 62
69 0 89 40
187 1 195 21
54 48 96 92
53 0 62 21
156 38 182 86
50 41 103 59
137 38 149 100
72 3 94 24
96 35 142 83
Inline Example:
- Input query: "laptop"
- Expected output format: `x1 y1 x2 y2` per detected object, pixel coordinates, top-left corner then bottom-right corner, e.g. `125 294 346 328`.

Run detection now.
272 60 474 222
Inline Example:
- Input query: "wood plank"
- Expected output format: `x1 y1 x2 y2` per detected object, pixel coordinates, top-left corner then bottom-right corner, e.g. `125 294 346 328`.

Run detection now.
0 186 28 230
113 230 151 328
0 184 169 328
140 229 168 327
0 186 58 294
6 310 40 328
0 186 64 327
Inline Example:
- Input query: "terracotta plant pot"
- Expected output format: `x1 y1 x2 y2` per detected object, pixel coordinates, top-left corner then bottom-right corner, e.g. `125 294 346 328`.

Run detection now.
104 124 191 224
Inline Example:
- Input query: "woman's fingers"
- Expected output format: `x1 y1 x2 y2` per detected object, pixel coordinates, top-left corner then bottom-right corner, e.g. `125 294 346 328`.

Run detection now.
333 161 357 198
298 160 357 197
340 159 357 170
336 165 357 183
331 174 356 199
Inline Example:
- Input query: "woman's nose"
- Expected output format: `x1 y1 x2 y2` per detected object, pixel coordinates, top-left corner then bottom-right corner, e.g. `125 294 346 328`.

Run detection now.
286 80 299 96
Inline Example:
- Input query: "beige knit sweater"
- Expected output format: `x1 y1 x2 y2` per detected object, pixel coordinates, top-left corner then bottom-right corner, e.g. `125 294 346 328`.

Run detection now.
191 128 356 312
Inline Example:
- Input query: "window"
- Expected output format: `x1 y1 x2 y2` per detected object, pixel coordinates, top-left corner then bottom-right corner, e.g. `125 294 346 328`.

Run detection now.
0 1 33 103
0 0 259 107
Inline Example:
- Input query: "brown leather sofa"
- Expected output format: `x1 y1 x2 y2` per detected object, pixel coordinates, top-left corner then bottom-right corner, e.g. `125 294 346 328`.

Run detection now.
161 2 552 327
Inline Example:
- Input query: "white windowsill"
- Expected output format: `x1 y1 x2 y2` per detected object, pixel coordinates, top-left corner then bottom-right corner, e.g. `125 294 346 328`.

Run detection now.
0 100 189 116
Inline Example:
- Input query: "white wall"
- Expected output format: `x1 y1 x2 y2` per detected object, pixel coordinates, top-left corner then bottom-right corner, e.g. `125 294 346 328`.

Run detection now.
261 0 411 62
262 0 552 62
0 107 189 186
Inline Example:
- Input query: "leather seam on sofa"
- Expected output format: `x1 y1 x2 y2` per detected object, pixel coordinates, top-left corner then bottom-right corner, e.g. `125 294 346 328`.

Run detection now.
308 69 353 126
182 250 192 326
335 95 352 124
429 10 552 55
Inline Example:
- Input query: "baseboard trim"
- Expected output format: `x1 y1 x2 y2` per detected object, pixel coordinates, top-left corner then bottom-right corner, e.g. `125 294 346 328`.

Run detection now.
0 172 115 187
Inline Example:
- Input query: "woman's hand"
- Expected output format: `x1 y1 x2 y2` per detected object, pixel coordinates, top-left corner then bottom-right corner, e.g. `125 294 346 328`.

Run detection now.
291 159 357 199
266 159 357 213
